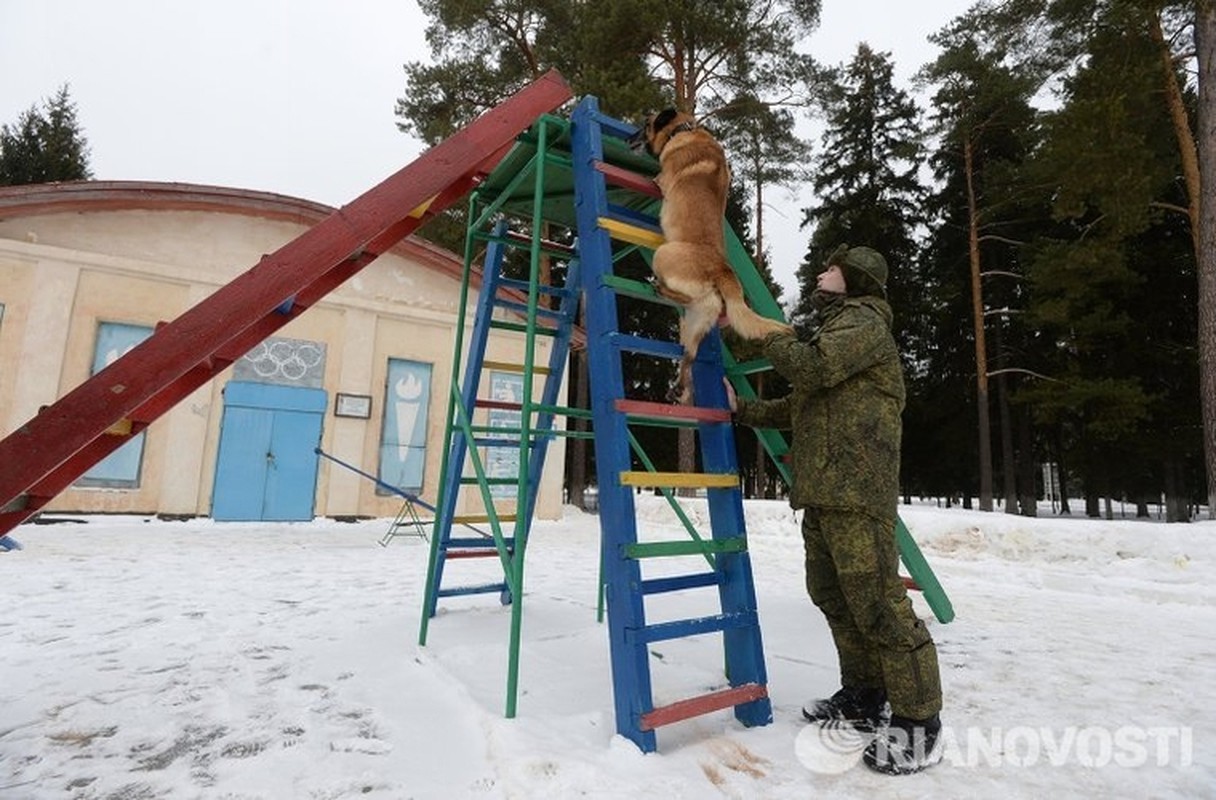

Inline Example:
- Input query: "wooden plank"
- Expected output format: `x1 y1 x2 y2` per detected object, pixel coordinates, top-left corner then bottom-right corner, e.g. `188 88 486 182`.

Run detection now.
625 537 747 559
451 514 518 525
445 550 504 560
599 274 680 306
483 360 552 376
640 683 768 731
615 399 731 423
619 471 738 489
598 216 664 249
475 399 523 412
594 160 662 199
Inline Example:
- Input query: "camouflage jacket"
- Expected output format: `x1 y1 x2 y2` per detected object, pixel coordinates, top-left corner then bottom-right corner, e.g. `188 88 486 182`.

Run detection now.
736 296 905 517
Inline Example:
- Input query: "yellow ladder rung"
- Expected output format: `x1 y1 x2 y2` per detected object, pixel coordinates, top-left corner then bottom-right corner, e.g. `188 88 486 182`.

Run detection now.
598 217 665 249
619 471 739 489
483 360 551 376
451 513 518 525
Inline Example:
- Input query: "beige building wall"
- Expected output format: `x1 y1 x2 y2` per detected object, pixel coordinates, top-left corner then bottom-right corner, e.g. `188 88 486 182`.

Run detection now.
0 183 568 521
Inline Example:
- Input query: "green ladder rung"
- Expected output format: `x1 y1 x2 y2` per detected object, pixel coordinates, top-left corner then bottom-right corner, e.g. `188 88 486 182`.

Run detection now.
600 274 679 306
473 231 576 260
471 429 593 441
460 477 518 486
534 403 592 420
625 537 747 559
726 358 774 376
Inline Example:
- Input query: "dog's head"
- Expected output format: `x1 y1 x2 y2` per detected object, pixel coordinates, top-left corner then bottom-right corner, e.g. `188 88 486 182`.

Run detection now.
627 108 697 157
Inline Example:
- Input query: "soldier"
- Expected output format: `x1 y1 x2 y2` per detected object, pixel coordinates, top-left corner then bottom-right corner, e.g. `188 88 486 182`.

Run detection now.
724 245 943 774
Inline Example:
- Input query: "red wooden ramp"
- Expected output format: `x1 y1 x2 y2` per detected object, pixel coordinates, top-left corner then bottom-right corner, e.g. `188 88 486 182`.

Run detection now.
0 70 573 535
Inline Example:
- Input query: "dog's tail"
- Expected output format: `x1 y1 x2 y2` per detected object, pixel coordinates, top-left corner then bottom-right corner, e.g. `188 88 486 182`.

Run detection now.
715 271 793 340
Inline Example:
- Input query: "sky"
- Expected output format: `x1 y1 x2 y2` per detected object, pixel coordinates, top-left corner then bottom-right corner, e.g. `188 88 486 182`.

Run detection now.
1 497 1212 797
0 0 978 302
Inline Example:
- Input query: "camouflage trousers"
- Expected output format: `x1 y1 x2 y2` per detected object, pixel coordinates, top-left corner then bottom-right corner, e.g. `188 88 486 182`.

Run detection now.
801 507 942 720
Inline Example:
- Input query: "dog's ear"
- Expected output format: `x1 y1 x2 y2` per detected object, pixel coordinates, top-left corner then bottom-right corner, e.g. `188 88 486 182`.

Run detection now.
651 108 680 133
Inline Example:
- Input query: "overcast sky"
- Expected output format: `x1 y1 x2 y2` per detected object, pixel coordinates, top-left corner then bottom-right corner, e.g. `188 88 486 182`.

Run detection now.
1 0 976 297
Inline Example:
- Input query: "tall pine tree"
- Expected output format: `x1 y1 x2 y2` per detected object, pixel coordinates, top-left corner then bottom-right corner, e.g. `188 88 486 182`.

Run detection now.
794 45 926 366
1018 13 1199 519
0 84 91 185
918 18 1044 513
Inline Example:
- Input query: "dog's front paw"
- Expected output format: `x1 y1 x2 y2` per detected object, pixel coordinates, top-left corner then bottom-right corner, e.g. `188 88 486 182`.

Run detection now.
667 385 694 406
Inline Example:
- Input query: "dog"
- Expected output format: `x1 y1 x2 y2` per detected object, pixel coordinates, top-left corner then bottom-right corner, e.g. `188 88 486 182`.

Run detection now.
629 109 793 405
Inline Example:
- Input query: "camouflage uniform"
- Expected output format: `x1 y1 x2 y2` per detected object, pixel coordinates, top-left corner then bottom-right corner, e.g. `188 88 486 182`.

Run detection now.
736 257 942 721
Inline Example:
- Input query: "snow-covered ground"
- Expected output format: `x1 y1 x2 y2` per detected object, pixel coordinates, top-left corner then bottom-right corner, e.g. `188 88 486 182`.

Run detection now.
2 497 1212 799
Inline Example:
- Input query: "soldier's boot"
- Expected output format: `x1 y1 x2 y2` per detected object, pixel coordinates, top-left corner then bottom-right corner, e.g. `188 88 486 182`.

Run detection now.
863 713 943 775
801 686 890 732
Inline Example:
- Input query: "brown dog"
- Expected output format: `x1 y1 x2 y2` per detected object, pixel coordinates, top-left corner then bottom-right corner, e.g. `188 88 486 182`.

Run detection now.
630 109 792 404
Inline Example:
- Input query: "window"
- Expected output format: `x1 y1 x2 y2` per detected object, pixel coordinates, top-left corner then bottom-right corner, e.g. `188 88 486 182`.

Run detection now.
486 371 523 497
74 322 154 488
377 359 433 494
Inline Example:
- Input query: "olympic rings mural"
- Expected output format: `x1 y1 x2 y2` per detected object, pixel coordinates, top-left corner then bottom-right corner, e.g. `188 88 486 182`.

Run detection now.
234 337 327 388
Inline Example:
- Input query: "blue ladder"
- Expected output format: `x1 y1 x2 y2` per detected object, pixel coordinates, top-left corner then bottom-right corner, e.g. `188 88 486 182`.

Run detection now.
570 96 772 753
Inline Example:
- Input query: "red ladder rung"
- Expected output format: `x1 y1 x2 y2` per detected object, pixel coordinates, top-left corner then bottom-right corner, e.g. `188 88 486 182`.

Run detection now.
615 398 731 423
476 399 523 412
640 683 768 731
594 160 662 199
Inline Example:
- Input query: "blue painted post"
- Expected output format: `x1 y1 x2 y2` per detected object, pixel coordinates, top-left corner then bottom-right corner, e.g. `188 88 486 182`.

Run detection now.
690 331 772 728
571 96 657 753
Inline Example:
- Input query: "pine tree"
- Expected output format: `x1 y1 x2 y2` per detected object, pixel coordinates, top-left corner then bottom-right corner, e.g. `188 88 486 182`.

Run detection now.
975 0 1213 517
1195 2 1216 519
0 84 92 185
1017 15 1199 519
794 45 926 360
918 18 1044 512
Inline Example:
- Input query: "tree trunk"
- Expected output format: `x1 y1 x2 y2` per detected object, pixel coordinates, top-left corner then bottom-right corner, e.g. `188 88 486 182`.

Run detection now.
567 344 589 510
1054 429 1072 515
1195 4 1216 517
677 427 696 497
753 372 767 499
1150 11 1202 245
755 177 765 268
1164 457 1191 523
1016 406 1037 517
994 330 1017 513
1058 465 1071 515
964 137 994 511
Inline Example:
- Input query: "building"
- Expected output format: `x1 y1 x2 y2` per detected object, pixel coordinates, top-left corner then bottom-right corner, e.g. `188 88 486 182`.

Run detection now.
0 181 566 522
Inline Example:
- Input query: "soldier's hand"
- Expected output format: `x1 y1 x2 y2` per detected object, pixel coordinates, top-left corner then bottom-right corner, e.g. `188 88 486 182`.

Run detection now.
722 377 738 413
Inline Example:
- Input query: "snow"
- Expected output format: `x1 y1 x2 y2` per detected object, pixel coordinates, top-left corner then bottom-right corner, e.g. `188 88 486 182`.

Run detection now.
2 497 1213 798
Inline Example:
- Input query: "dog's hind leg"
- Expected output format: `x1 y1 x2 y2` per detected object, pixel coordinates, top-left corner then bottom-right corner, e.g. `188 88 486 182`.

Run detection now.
674 291 724 405
652 243 707 305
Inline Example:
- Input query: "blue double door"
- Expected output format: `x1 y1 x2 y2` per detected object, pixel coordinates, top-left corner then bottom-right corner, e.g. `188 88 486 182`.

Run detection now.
212 382 327 522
